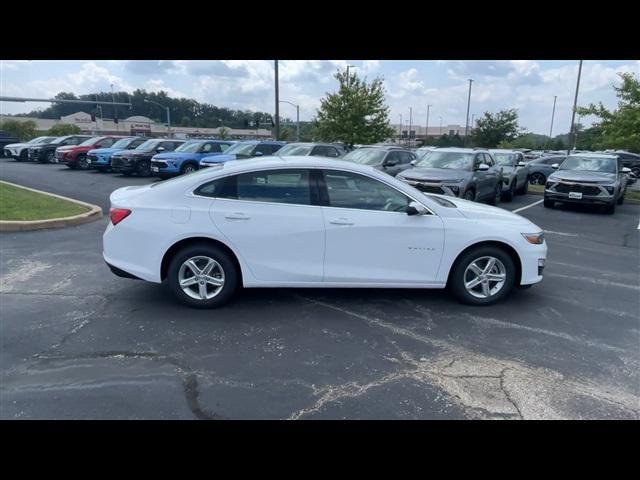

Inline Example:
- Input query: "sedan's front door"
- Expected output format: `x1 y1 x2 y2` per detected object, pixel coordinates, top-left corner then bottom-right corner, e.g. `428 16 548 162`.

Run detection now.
320 169 444 284
206 168 325 282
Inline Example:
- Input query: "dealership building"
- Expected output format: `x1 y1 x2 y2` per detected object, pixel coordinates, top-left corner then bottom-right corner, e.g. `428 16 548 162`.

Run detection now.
2 111 274 139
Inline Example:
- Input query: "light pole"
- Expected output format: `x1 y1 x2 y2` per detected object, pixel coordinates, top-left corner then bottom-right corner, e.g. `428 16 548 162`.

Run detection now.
464 78 473 146
439 117 443 136
568 60 583 155
546 95 558 150
425 104 432 143
274 60 280 140
110 83 119 133
398 113 402 143
408 107 413 147
279 100 300 141
144 99 171 137
346 64 356 85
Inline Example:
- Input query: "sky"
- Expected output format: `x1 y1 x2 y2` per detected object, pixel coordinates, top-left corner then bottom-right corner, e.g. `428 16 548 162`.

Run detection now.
1 60 639 135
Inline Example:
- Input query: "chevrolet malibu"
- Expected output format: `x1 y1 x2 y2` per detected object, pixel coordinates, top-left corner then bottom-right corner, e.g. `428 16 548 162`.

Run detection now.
104 157 547 308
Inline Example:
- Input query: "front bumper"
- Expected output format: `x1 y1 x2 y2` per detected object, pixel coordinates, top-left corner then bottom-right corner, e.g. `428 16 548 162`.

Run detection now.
519 243 547 286
545 181 615 205
151 160 179 175
110 157 137 173
400 179 462 197
87 154 111 169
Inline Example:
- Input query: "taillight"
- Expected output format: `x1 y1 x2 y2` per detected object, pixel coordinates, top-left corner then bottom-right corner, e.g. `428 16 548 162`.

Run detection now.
110 208 131 226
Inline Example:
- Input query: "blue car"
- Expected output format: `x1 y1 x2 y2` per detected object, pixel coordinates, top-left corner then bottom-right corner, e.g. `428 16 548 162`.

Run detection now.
199 140 286 168
150 139 237 177
86 137 147 171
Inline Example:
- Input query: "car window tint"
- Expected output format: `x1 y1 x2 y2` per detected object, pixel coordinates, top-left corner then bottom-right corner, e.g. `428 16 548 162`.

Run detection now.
483 153 494 166
194 176 236 199
99 138 115 148
131 138 146 148
323 170 409 212
473 154 483 168
201 143 214 153
236 169 311 205
220 143 232 152
399 151 413 164
254 144 272 155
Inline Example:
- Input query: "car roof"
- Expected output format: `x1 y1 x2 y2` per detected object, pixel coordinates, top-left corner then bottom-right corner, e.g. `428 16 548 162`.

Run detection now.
568 152 618 160
489 149 519 154
437 147 488 153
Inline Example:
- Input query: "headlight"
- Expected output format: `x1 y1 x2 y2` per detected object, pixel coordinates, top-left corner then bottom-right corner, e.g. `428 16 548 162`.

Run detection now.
444 185 459 194
545 180 553 188
522 232 544 245
605 186 615 195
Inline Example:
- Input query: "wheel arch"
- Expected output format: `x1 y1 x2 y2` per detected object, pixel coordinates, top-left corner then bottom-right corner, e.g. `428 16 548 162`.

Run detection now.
160 236 244 285
445 240 523 287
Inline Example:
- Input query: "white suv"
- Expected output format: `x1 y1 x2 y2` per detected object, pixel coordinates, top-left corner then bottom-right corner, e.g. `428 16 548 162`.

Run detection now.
3 136 57 161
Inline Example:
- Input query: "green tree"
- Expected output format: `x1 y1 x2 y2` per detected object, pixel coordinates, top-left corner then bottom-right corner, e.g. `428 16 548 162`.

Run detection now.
577 72 640 152
472 109 524 148
218 127 229 140
47 124 82 136
0 119 37 141
315 70 394 147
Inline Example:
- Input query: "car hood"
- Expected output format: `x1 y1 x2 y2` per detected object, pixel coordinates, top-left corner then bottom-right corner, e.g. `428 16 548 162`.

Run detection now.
115 149 152 157
4 142 31 149
399 167 469 182
438 195 538 227
89 147 124 155
153 151 206 160
56 145 78 152
549 170 616 183
201 153 237 163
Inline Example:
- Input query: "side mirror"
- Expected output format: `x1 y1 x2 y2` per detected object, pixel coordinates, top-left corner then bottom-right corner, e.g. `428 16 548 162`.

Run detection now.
254 151 264 157
406 201 428 216
476 163 490 171
410 160 417 166
621 167 631 174
156 147 166 152
517 161 526 167
551 163 559 169
383 157 399 167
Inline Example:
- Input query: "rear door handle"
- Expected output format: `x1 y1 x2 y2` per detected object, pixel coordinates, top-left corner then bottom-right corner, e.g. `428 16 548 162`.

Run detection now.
329 218 354 226
224 213 250 220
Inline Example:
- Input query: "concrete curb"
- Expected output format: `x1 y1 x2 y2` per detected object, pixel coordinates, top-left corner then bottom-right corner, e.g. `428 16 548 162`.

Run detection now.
0 180 103 232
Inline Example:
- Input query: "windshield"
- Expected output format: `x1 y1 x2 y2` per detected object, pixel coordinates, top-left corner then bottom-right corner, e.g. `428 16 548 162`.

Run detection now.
135 139 162 151
277 144 313 156
416 151 474 170
28 136 49 144
79 137 103 147
223 142 257 156
174 141 205 153
111 138 136 149
560 156 617 173
51 136 71 145
342 148 387 165
492 153 517 166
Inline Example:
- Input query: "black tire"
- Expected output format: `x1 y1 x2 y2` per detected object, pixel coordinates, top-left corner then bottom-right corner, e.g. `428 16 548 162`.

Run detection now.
17 150 28 162
501 181 515 202
181 162 198 175
167 243 239 309
529 172 546 185
45 151 55 163
631 166 640 178
67 163 78 170
137 160 151 177
463 189 475 201
487 183 501 206
617 190 625 205
449 246 516 306
77 154 89 170
517 177 528 195
604 201 616 214
543 197 554 208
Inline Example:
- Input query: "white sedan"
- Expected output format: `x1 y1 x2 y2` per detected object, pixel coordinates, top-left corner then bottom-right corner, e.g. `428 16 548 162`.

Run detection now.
103 156 547 308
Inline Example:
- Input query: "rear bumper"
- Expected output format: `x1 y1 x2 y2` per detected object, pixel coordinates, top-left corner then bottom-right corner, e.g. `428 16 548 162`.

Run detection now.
105 261 142 280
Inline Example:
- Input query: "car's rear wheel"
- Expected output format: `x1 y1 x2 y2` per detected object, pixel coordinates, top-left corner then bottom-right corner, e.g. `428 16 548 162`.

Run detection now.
181 163 198 175
617 190 625 205
167 244 239 309
529 173 546 185
18 150 28 162
137 160 151 177
46 151 55 163
631 166 640 177
517 177 528 194
543 197 554 208
449 247 515 306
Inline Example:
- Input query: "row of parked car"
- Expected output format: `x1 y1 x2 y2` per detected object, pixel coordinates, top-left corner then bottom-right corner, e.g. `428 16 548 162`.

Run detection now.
3 135 638 212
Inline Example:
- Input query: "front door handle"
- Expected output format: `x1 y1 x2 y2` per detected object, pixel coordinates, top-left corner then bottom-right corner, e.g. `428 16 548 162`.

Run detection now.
224 213 250 220
329 218 354 225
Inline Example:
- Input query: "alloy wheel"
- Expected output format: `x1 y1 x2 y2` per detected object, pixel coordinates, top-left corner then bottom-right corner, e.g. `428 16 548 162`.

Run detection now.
463 256 507 299
178 256 226 301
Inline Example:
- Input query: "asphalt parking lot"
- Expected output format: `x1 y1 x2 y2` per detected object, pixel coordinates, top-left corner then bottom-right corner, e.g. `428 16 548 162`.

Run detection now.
1 158 639 419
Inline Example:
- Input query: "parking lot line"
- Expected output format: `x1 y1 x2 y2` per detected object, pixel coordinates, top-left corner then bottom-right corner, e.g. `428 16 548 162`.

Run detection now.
512 199 543 213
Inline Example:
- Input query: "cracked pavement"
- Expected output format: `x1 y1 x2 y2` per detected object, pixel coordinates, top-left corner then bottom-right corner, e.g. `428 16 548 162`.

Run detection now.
1 159 639 419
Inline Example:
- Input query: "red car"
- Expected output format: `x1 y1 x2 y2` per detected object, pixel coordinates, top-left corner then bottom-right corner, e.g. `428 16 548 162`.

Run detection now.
57 136 127 170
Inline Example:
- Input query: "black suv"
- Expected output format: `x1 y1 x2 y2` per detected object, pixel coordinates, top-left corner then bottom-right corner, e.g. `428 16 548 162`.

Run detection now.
110 138 185 176
276 142 347 158
340 146 416 177
29 135 93 163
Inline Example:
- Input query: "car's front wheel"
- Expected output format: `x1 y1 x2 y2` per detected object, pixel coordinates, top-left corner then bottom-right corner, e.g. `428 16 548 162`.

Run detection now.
167 243 239 309
181 163 198 175
543 197 554 208
487 183 501 205
77 154 89 170
137 160 151 177
529 173 546 185
449 246 516 306
502 180 515 202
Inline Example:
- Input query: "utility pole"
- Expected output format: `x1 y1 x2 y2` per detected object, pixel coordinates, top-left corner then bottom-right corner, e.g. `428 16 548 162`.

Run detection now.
144 99 171 137
279 100 300 141
439 116 443 136
274 60 280 140
399 113 402 143
546 95 557 150
111 83 118 133
425 104 432 143
464 78 473 146
568 60 583 156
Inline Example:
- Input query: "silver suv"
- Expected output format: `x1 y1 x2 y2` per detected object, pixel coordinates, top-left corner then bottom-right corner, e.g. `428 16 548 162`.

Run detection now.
397 147 503 204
